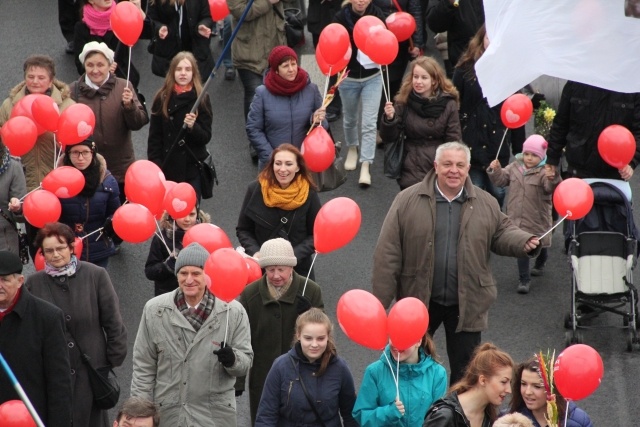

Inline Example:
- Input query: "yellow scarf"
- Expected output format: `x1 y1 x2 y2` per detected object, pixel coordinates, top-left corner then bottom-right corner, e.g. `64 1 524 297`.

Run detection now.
260 175 309 210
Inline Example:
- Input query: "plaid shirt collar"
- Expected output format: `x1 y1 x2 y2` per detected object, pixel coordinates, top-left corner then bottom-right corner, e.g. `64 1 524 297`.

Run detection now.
174 288 216 331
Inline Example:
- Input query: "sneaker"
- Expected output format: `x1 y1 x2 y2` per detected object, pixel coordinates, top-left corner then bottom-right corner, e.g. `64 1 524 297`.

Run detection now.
224 67 236 81
517 281 530 294
531 266 545 276
65 41 74 54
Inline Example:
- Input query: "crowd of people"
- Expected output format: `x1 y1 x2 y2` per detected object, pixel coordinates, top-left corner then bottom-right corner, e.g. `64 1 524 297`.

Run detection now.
0 0 635 425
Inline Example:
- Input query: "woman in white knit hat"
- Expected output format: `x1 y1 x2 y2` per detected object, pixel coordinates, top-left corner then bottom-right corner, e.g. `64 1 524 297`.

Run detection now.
237 238 324 425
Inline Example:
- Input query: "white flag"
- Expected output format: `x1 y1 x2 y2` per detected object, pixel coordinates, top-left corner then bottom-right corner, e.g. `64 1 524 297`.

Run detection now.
476 0 640 106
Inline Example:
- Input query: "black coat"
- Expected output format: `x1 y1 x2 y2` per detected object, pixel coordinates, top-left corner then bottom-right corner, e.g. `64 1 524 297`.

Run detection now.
307 0 342 35
147 0 214 79
73 22 141 89
144 226 186 295
236 181 321 278
147 88 212 183
452 67 524 169
0 288 73 427
547 81 640 178
423 392 492 427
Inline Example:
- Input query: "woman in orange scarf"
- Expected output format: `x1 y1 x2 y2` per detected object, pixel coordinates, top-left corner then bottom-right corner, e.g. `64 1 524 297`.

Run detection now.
237 144 321 279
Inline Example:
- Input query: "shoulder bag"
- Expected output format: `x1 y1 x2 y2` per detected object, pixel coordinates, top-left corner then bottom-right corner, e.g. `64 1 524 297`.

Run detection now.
311 140 347 192
0 209 29 265
273 6 305 48
164 138 219 200
383 105 409 180
288 355 327 427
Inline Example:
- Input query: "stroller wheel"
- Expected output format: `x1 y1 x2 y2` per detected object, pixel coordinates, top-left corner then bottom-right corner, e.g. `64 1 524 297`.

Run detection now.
564 331 583 347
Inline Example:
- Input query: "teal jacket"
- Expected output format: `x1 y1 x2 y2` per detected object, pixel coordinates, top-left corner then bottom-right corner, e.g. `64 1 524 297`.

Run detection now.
353 345 448 427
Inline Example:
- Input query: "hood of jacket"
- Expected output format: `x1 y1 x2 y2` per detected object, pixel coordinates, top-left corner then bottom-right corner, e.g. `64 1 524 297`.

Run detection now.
8 79 71 104
378 344 439 379
56 152 109 182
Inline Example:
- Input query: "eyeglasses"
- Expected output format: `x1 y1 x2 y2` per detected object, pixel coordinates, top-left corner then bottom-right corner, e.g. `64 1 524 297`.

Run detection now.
69 150 92 159
42 245 69 256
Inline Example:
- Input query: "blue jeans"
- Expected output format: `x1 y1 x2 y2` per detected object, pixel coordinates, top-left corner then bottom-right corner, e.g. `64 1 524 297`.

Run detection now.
340 73 382 163
469 167 505 207
517 248 548 282
222 15 233 68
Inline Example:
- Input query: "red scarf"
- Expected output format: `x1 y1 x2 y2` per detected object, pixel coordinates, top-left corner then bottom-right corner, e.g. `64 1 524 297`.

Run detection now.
173 83 194 94
264 67 309 97
82 3 116 37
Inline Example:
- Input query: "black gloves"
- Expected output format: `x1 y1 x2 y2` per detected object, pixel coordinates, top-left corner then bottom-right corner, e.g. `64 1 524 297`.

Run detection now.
235 390 243 397
213 342 236 367
295 295 312 315
531 93 546 110
164 255 177 273
101 217 116 239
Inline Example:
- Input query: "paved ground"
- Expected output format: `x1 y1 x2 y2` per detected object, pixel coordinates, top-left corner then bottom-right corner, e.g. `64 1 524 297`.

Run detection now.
1 0 638 424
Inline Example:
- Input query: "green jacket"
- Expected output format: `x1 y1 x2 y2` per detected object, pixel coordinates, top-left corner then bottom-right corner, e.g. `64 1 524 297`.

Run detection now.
236 271 324 424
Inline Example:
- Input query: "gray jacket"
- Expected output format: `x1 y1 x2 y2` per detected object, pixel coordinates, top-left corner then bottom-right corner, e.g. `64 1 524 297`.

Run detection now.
0 154 26 254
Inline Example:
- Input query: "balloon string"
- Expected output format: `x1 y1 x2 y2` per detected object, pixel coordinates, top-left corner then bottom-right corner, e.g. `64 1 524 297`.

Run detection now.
386 65 391 103
538 213 570 240
19 186 42 202
302 252 318 296
493 128 509 164
154 220 171 255
564 400 570 427
396 350 400 400
126 46 132 90
223 305 230 345
382 351 399 398
322 67 331 100
0 353 46 427
380 66 389 103
82 227 103 241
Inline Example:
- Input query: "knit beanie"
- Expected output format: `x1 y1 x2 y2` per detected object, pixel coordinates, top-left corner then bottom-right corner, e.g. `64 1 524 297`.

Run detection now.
522 134 548 160
268 45 298 71
258 238 297 268
79 41 115 64
65 136 97 153
175 242 209 273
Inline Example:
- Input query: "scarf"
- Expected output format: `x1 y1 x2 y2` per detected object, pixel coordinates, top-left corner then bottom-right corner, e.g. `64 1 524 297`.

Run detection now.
45 255 78 277
173 83 193 95
264 67 309 97
175 288 216 332
259 175 310 210
267 274 293 300
0 146 10 176
82 3 115 37
407 90 450 119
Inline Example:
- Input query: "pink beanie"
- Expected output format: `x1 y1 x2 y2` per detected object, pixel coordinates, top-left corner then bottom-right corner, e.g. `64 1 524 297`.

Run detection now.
522 134 548 159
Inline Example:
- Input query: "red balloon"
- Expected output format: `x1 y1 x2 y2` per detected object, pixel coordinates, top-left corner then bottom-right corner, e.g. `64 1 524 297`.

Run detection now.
124 160 166 215
34 249 45 271
318 23 350 65
597 124 636 169
337 289 388 350
553 178 594 220
112 203 156 243
1 116 38 156
316 45 351 76
302 127 335 173
245 258 263 284
31 95 60 132
42 166 85 198
11 94 47 135
56 103 96 145
314 197 361 254
363 28 399 65
500 94 533 129
73 237 84 259
183 223 233 254
164 182 197 219
23 190 62 228
209 0 230 20
554 344 604 401
0 400 36 427
387 297 429 351
110 2 144 47
353 15 386 51
385 12 416 42
204 248 248 302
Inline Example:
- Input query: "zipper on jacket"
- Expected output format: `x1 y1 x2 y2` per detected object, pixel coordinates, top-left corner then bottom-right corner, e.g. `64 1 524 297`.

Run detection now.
84 198 90 259
287 380 294 406
443 203 453 305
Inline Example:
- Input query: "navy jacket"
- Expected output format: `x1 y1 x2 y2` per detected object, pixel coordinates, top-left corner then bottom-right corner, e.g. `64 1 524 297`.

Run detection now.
0 288 72 427
516 403 593 427
255 345 358 427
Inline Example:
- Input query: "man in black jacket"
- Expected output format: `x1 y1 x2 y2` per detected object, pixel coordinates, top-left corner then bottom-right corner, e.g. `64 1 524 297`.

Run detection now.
0 251 72 427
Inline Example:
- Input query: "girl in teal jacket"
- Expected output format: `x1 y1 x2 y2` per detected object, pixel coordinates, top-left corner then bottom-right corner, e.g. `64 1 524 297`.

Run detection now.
353 335 447 426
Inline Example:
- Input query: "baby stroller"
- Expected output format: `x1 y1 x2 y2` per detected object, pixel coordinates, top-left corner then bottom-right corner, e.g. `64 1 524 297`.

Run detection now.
564 179 640 351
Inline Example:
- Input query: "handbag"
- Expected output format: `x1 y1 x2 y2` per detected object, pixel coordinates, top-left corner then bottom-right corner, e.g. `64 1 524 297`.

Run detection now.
274 6 305 48
383 105 409 180
0 209 29 265
171 139 219 200
82 354 121 410
289 355 327 427
311 140 347 192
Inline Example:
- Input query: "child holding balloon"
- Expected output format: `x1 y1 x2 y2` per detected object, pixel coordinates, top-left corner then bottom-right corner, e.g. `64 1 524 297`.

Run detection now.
488 135 561 294
352 334 447 427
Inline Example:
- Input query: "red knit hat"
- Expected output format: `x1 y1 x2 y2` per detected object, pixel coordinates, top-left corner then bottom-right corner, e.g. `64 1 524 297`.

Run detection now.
268 45 298 71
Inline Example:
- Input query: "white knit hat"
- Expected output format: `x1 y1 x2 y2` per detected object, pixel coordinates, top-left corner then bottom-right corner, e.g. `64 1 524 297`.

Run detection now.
258 238 297 268
79 41 115 64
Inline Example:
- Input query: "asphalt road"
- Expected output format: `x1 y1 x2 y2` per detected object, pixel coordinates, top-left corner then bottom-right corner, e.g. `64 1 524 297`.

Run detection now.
1 1 638 425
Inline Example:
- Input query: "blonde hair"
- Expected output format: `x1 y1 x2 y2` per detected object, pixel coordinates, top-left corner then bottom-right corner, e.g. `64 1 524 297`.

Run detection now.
394 57 459 105
492 413 534 427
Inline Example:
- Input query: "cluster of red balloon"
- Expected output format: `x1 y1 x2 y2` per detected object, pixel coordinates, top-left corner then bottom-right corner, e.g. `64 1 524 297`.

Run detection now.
208 0 230 21
0 94 96 156
554 344 604 401
353 16 399 67
597 124 635 169
337 292 429 352
0 400 35 427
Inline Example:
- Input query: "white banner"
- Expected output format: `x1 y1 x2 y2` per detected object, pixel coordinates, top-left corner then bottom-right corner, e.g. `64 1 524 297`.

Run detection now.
476 0 640 106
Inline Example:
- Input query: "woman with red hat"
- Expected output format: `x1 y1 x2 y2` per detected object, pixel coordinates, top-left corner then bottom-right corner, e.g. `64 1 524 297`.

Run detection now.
246 45 328 171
